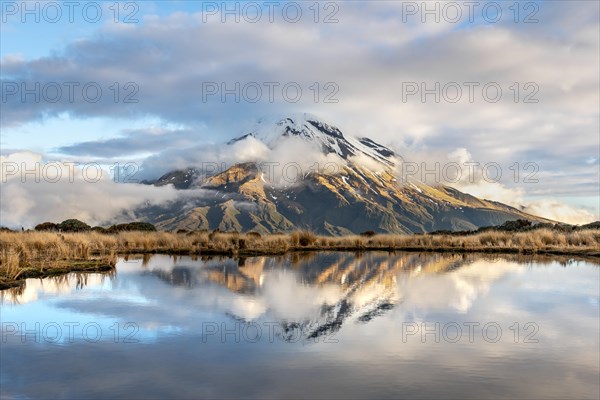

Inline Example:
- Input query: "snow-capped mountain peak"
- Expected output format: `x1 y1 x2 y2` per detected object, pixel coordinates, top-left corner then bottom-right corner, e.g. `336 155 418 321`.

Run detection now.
229 113 396 167
138 114 549 234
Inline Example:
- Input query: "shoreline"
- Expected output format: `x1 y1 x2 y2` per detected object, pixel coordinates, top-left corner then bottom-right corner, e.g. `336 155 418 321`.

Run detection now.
108 245 600 259
2 229 599 289
0 260 115 290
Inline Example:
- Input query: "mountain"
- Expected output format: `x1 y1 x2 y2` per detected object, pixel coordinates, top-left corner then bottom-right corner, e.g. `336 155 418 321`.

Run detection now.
145 252 512 340
227 114 396 167
135 114 548 234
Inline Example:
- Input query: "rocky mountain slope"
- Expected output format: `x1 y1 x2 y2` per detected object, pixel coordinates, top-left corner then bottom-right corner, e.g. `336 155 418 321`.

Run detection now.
135 114 548 234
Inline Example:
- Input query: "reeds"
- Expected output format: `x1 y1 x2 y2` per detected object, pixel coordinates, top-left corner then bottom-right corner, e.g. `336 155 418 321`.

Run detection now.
1 228 598 287
2 229 599 257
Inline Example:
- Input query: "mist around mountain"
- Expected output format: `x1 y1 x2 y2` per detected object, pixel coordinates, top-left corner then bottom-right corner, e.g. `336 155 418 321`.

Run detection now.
132 114 549 234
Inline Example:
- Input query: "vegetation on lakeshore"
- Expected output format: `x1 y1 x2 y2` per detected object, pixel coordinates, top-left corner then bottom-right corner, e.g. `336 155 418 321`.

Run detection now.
1 219 599 289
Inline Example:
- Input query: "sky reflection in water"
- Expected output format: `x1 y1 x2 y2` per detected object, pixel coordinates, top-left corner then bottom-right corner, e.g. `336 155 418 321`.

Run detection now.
1 252 598 399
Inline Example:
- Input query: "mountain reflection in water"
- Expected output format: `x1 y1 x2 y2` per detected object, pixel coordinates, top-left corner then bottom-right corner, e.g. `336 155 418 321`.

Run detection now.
1 252 598 400
2 252 595 341
143 252 475 340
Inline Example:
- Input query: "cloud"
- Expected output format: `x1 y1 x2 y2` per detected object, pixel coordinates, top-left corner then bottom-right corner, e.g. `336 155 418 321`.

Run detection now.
456 181 598 225
519 200 597 226
348 152 391 173
136 130 347 183
135 136 271 180
391 146 598 224
56 125 200 157
0 152 179 228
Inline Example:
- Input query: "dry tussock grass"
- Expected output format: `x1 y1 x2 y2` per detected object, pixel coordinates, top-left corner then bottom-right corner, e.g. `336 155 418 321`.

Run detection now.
1 228 598 284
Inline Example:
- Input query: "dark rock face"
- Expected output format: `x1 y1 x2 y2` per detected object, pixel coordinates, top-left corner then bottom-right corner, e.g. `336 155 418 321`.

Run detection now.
154 168 202 189
358 137 395 158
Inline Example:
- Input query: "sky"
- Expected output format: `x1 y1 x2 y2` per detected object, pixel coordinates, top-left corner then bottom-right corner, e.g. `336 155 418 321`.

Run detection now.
0 0 599 227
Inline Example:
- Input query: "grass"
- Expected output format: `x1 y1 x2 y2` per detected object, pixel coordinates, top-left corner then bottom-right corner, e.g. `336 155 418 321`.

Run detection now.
1 228 599 289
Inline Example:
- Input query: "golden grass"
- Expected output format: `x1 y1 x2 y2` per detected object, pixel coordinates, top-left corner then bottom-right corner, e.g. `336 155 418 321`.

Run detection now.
1 228 599 288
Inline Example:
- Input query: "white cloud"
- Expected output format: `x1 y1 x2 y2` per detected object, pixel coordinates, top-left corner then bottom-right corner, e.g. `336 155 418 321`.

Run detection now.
0 152 179 228
456 181 597 225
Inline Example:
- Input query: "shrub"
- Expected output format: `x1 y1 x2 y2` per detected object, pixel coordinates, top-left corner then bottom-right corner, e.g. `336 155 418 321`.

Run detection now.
108 222 157 233
497 219 532 232
246 231 262 239
360 230 376 237
57 219 91 232
35 222 58 231
578 221 600 230
126 222 156 232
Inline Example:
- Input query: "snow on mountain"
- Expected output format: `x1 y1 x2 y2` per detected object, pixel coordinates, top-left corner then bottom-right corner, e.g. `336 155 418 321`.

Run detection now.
134 114 550 234
228 113 396 168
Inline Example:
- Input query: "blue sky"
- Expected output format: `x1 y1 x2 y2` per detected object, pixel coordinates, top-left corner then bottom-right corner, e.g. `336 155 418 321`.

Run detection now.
1 0 598 225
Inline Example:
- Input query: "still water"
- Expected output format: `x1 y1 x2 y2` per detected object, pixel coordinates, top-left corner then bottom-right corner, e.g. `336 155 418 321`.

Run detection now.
1 252 599 399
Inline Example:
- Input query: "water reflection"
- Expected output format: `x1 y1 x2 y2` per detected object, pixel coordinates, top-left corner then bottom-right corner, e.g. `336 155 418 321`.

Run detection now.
1 252 598 399
1 270 115 305
3 252 597 344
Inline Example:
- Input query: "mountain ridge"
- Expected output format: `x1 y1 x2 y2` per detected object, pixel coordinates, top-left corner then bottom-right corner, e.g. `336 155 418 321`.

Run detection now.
134 114 550 234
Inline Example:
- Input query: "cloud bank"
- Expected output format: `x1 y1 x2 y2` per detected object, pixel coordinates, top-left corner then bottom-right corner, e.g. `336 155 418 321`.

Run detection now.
0 152 179 228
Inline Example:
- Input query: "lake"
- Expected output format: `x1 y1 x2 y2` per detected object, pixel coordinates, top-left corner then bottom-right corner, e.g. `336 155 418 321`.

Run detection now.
1 252 599 399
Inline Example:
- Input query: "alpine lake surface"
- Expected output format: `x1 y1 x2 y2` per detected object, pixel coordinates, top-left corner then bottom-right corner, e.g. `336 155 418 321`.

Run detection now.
1 252 599 399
